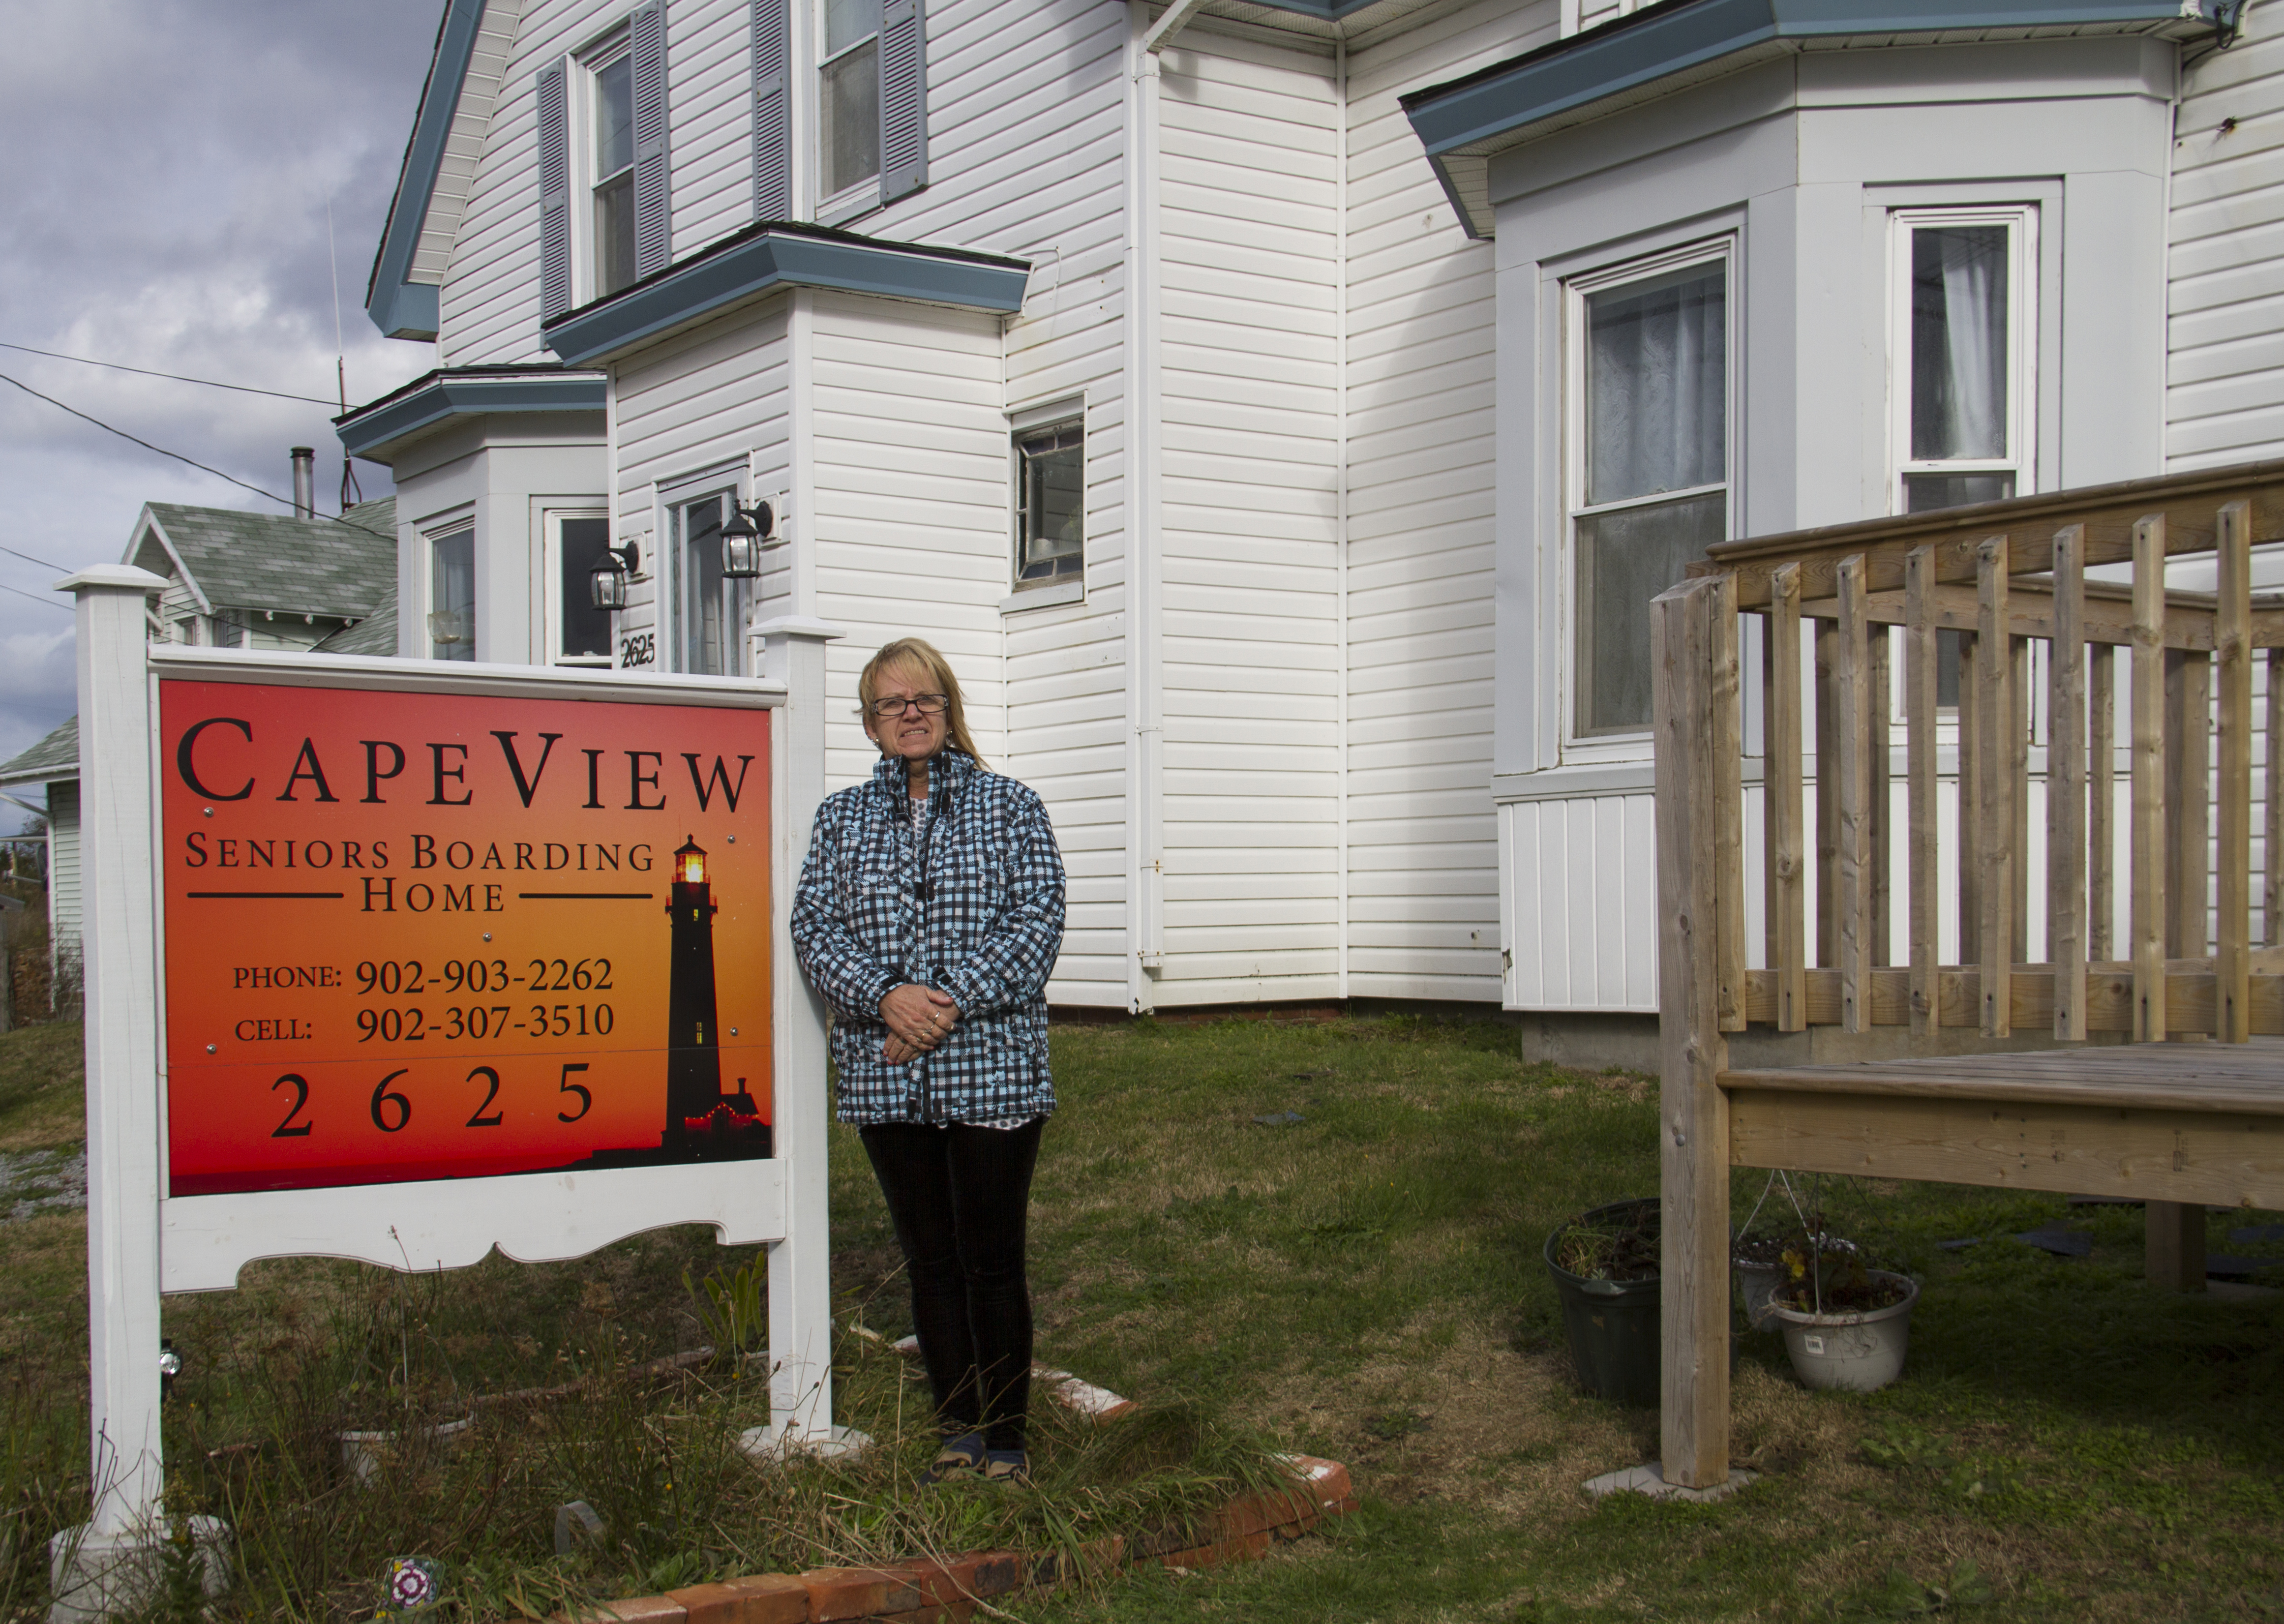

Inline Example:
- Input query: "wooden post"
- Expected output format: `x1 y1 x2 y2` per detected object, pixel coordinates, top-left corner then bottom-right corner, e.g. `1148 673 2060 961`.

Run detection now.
2091 644 2116 962
2147 1199 2208 1295
2049 526 2088 1041
2268 646 2284 947
1869 627 1893 968
1766 565 1806 1031
1713 576 1747 1034
2166 649 2212 977
2011 634 2031 963
1836 556 1874 1033
1958 632 1982 967
1815 618 1839 968
2132 515 2167 1042
2216 501 2252 1044
1652 578 1730 1491
1978 538 2014 1037
1905 545 1940 1036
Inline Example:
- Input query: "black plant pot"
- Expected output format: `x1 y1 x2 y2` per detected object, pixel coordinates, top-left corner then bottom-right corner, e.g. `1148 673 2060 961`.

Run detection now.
1542 1197 1661 1408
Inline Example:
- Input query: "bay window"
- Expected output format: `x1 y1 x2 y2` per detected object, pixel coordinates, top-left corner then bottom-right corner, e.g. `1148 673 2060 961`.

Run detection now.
1568 247 1730 738
1892 208 2035 515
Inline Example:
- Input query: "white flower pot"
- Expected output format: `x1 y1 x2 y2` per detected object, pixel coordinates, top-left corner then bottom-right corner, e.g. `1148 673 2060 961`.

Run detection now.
1770 1271 1919 1392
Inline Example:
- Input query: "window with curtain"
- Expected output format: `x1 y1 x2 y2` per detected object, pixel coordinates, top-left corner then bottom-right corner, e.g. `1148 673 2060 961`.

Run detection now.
429 527 476 662
1893 208 2034 515
1891 208 2035 704
1570 252 1729 738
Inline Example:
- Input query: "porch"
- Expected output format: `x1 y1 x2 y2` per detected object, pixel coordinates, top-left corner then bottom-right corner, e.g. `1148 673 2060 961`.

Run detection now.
1650 460 2284 1489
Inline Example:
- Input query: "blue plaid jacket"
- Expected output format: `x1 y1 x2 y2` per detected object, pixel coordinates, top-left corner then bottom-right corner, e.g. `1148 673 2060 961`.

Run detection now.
790 749 1065 1124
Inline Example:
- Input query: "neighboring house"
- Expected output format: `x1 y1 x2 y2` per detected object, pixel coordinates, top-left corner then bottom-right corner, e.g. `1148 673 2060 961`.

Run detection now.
336 0 2277 1049
0 496 397 1001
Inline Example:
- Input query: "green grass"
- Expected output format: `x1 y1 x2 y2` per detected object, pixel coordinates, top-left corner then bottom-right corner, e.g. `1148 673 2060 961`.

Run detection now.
4 1014 2284 1623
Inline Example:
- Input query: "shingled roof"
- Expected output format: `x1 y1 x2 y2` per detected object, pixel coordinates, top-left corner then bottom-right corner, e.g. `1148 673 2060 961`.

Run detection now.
312 575 400 657
0 716 80 787
132 496 396 620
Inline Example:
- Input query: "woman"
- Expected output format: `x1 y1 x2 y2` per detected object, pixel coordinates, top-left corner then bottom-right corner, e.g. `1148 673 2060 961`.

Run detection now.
789 637 1066 1484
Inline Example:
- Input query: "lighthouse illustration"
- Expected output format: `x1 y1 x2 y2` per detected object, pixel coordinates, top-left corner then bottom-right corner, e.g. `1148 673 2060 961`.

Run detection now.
661 835 769 1157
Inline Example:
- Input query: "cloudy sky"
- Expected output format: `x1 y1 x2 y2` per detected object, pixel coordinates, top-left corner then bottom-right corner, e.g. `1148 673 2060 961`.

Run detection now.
0 1 448 798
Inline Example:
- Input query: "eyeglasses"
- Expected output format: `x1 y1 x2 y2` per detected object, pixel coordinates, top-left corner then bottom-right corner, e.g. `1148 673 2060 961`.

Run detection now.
868 693 950 719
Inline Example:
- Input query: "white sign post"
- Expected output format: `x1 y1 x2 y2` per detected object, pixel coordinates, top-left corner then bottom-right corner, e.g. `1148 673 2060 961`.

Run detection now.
51 568 844 1621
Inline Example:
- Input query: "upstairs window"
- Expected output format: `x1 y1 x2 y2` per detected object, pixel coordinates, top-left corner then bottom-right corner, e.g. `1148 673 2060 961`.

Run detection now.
591 44 638 298
1892 208 2035 514
1568 247 1731 739
1015 420 1083 589
820 0 881 204
429 526 476 662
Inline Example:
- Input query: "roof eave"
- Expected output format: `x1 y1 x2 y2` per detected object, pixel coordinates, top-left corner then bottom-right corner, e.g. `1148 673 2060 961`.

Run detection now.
124 508 210 614
364 0 488 343
1401 0 2221 216
335 368 609 462
540 225 1031 368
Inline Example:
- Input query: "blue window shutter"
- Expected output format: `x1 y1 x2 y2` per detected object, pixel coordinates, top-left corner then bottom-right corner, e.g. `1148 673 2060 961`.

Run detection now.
538 60 571 319
631 0 672 278
878 0 927 204
751 0 790 220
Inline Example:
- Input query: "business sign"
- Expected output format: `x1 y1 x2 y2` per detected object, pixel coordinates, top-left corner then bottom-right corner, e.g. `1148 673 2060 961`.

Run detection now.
158 679 772 1197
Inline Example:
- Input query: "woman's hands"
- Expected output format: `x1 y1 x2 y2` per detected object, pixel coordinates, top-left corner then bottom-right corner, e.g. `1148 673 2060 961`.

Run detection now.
880 983 961 1064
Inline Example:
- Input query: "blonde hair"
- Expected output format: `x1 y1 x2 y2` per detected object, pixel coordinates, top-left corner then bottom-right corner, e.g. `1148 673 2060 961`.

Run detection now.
859 637 988 769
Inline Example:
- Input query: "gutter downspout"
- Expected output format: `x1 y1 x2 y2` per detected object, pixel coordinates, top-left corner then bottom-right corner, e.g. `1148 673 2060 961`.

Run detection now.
1126 1 1167 1011
1335 33 1351 1003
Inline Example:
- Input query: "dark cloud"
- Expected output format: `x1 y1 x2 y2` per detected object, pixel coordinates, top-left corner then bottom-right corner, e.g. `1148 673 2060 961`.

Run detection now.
0 0 447 763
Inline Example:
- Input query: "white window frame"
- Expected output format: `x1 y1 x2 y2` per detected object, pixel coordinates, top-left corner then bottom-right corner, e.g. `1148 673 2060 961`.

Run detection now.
573 27 634 306
660 471 752 679
421 510 479 663
1561 237 1737 756
1887 205 2038 517
815 0 881 219
1008 397 1084 603
542 506 614 667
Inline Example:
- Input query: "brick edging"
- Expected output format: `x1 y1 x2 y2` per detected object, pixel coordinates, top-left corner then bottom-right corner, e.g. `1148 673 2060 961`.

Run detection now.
557 1457 1356 1624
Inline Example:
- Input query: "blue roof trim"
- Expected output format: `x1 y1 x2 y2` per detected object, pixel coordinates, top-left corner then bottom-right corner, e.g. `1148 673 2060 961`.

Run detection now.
541 225 1030 366
334 370 608 460
365 0 488 342
1402 0 2214 158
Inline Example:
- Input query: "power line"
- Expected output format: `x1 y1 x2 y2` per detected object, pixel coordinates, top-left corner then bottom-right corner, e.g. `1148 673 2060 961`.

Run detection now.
0 542 66 572
0 341 338 406
0 579 70 614
0 371 391 543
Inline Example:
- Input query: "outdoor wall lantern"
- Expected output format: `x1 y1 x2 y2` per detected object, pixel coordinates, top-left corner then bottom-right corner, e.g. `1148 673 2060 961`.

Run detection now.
719 500 773 579
587 541 640 612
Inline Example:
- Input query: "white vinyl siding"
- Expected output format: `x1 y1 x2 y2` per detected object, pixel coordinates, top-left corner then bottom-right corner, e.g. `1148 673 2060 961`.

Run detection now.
2170 10 2284 467
1154 30 1342 1006
807 293 1009 788
1501 792 1657 1011
610 297 793 670
46 780 82 976
668 0 766 254
1341 2 1525 1003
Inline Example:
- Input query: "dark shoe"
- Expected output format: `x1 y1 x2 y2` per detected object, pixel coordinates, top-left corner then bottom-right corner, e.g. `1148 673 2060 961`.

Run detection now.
920 1432 984 1486
981 1449 1029 1485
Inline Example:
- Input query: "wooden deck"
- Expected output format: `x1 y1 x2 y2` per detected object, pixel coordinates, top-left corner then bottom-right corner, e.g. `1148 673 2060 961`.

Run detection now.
1648 464 2284 1493
1724 1041 2284 1212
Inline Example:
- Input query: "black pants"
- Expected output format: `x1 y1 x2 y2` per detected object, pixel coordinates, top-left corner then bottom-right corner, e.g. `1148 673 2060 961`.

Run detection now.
858 1117 1045 1452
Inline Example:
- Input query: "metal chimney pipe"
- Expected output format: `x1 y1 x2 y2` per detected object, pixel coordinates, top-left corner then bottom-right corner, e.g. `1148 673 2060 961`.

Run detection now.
290 447 315 518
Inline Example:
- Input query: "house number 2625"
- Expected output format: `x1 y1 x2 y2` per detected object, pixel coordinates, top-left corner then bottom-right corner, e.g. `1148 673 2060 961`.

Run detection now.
619 632 656 668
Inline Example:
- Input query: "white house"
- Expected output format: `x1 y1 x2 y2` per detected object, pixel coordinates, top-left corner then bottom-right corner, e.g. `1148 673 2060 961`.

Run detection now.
337 0 2283 1053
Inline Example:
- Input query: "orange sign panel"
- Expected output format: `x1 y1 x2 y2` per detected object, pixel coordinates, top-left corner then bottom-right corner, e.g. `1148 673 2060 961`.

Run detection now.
158 679 772 1197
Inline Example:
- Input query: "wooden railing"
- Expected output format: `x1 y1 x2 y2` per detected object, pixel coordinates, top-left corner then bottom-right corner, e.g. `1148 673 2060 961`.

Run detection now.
1662 459 2284 1053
